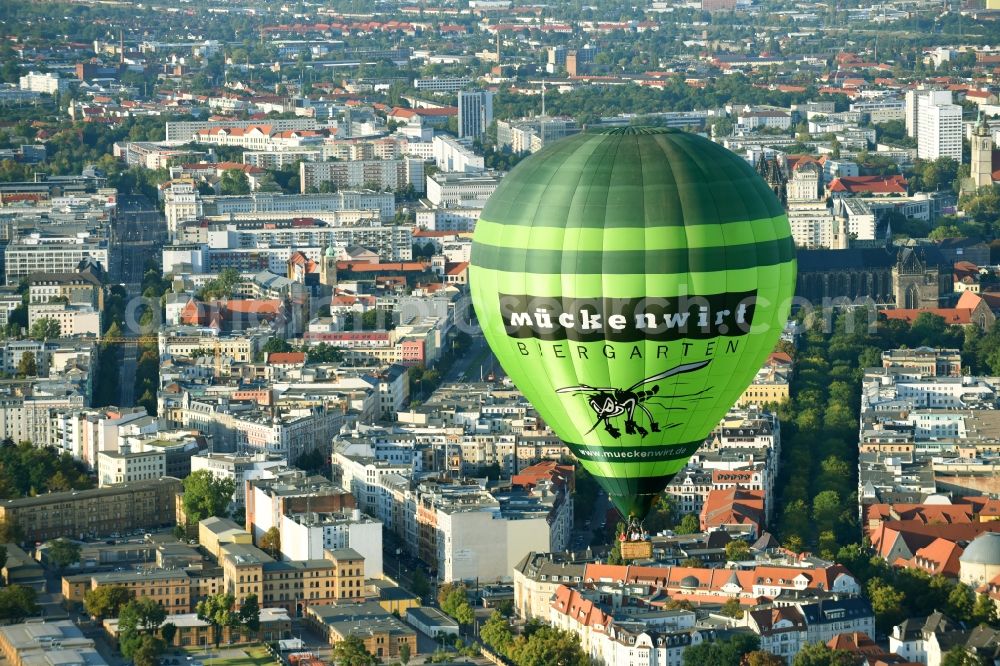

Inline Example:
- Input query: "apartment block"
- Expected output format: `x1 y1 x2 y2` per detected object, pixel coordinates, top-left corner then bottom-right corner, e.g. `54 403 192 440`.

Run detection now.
0 477 181 541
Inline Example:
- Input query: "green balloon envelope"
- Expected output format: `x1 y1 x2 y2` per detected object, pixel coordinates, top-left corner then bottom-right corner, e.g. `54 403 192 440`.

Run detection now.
470 128 796 521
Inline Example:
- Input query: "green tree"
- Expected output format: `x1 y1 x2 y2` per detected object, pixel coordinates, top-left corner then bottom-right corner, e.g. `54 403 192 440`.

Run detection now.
792 642 857 666
399 641 411 665
929 224 963 240
941 646 984 666
508 626 589 666
262 337 294 355
643 495 677 534
745 652 785 666
607 522 625 564
411 569 430 598
117 598 167 662
819 456 852 494
973 592 997 625
0 585 38 622
439 584 474 626
721 597 744 619
195 593 238 649
220 170 251 195
675 513 700 534
725 540 751 562
947 583 975 622
181 471 236 524
683 634 760 666
130 634 166 666
959 185 1000 223
118 597 166 634
868 579 906 632
812 490 842 528
83 585 132 619
28 317 60 340
237 594 260 639
818 530 839 559
781 499 811 542
481 610 514 656
15 352 36 377
46 538 81 570
259 526 281 559
197 268 242 300
330 634 378 666
0 519 23 543
919 157 960 192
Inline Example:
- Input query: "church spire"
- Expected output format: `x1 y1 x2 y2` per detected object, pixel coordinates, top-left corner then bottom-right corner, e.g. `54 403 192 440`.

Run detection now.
975 110 990 137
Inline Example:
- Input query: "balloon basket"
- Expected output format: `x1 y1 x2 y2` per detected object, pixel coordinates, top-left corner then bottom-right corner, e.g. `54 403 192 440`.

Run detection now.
620 540 653 560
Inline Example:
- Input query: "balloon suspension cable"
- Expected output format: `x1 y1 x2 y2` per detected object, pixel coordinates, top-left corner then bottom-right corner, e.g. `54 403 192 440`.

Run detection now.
624 515 649 542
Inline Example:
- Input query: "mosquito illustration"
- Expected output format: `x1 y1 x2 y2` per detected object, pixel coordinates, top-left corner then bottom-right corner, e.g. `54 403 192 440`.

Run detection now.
556 361 712 439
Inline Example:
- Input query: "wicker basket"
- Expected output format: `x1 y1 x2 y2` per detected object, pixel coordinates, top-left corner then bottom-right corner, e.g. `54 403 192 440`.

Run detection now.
620 540 653 560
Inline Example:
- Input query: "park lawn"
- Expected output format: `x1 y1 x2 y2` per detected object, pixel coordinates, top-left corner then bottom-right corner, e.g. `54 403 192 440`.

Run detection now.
211 647 276 666
181 645 276 666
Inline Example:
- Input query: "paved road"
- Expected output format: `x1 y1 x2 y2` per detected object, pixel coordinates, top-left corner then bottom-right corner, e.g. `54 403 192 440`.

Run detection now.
112 195 165 407
445 334 494 384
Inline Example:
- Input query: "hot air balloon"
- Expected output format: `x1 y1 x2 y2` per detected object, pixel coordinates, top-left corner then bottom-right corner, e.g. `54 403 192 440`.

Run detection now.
469 128 796 533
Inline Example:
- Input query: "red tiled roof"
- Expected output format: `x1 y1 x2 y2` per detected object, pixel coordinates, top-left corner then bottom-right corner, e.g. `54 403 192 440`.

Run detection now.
768 351 793 365
512 461 574 491
701 488 765 532
226 300 282 314
581 561 854 600
829 175 907 194
389 106 457 118
267 352 306 365
551 586 611 628
872 520 1000 561
880 308 973 325
908 538 963 577
180 299 284 326
827 632 885 657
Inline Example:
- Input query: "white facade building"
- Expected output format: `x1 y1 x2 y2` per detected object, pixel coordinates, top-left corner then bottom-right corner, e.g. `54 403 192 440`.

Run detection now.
202 191 395 222
917 99 962 161
426 172 501 207
28 304 101 337
436 505 553 583
299 159 422 194
163 182 203 240
279 510 384 577
786 164 823 202
432 135 485 173
165 118 318 143
19 72 70 94
415 206 482 232
906 89 951 139
787 202 841 249
97 447 167 486
5 237 109 283
457 91 493 140
414 78 472 93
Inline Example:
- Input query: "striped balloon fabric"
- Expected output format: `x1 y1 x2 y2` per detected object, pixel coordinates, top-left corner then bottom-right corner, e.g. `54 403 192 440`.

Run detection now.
470 127 796 520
